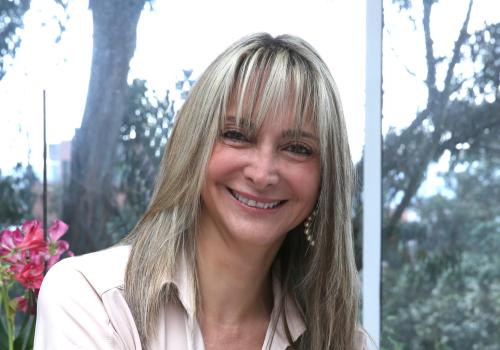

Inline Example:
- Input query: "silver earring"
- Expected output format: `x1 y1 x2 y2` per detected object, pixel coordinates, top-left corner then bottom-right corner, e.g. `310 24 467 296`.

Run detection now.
304 207 318 246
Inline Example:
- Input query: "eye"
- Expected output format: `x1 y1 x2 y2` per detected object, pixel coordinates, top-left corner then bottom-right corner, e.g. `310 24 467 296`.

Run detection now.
284 143 313 156
221 130 249 143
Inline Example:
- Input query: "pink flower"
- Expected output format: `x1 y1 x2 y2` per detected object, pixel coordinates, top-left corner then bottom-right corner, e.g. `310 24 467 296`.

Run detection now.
48 220 68 242
14 262 45 289
46 220 73 269
1 219 72 290
1 218 72 350
0 228 24 263
18 220 47 252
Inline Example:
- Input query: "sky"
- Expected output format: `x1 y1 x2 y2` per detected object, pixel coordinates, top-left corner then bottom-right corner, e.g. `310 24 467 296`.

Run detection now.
0 0 366 179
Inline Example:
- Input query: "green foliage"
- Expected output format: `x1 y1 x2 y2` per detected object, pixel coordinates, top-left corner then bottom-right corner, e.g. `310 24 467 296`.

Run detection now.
466 22 500 100
382 140 500 349
0 164 37 226
0 0 31 79
382 166 500 348
106 79 177 241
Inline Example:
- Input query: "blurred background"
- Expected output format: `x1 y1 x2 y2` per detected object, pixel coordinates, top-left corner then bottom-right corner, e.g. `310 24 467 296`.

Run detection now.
0 0 498 348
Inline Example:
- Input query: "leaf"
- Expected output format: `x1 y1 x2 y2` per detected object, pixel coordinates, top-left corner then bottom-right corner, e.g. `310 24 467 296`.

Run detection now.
25 316 36 350
0 317 9 350
0 295 10 333
13 312 34 350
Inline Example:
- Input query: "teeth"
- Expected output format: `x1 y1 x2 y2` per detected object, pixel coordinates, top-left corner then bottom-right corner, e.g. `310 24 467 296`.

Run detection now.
232 191 280 209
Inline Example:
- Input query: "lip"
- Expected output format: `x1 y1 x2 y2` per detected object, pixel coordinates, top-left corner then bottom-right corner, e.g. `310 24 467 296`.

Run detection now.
227 188 286 211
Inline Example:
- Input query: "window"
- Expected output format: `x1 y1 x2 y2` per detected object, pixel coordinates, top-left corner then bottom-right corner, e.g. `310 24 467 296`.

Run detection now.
380 0 499 348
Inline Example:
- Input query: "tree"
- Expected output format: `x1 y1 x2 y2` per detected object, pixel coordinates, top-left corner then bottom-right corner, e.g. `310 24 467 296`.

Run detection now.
63 0 148 253
0 164 38 226
352 0 500 258
106 79 176 243
0 0 30 80
372 0 500 348
379 0 500 252
381 137 500 348
382 0 476 238
354 1 500 270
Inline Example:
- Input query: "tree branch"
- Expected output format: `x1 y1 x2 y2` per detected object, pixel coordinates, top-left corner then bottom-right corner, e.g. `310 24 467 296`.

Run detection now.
423 0 436 93
385 0 477 239
442 0 474 97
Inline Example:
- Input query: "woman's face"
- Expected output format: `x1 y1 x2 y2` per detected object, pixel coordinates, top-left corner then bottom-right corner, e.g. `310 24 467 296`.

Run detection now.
199 101 321 248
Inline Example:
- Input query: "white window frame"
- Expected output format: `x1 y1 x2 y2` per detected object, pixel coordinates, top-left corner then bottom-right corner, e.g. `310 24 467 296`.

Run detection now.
363 0 382 347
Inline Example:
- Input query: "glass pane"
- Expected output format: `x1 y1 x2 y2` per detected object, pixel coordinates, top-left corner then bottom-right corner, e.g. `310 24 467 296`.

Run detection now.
381 0 499 348
0 0 365 255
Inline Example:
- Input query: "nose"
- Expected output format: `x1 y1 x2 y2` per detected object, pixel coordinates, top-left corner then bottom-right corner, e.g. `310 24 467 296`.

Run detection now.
243 147 279 189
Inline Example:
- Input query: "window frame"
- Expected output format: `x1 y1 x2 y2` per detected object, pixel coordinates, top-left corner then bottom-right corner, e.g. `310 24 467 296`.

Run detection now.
362 0 382 347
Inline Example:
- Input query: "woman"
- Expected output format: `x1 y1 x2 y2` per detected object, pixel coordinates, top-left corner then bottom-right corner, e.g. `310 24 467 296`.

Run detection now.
35 33 369 349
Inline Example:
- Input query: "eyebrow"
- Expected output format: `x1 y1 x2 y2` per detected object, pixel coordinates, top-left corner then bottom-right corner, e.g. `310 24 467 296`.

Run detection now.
281 129 318 142
224 116 318 142
224 116 257 133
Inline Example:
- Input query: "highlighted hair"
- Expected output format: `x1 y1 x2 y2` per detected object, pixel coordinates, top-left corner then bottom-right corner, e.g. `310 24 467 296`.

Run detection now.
123 33 359 349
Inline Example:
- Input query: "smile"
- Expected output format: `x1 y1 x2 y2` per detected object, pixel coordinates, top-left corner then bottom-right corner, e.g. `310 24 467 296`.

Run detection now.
230 190 283 209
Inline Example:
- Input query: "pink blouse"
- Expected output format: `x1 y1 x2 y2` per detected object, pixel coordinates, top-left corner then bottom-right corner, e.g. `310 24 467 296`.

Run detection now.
34 245 306 349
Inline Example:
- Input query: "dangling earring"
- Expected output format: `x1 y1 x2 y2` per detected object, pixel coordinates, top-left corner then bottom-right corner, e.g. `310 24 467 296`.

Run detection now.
304 207 318 246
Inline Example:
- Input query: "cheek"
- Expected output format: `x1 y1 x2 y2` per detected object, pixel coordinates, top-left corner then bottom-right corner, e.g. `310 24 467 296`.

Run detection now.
289 162 321 203
205 143 241 181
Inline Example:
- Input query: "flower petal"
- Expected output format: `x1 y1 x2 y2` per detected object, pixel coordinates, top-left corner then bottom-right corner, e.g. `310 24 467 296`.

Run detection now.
18 220 46 251
14 262 45 289
0 228 23 251
48 220 69 242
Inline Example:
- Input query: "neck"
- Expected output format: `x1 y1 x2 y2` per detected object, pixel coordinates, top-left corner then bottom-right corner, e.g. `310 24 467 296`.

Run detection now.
196 224 280 325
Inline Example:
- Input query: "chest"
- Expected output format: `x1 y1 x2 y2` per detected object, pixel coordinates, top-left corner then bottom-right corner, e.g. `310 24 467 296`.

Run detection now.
201 318 269 350
146 301 295 350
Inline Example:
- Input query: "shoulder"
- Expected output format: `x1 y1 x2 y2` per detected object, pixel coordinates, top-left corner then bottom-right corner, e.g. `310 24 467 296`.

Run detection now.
35 245 137 349
44 244 130 296
354 328 378 350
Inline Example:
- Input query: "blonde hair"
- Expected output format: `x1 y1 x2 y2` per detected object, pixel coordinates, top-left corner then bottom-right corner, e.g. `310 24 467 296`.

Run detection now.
123 33 359 349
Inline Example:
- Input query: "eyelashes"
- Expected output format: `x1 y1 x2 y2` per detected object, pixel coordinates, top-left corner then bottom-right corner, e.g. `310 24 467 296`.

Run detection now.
220 129 314 157
283 143 313 156
221 130 249 143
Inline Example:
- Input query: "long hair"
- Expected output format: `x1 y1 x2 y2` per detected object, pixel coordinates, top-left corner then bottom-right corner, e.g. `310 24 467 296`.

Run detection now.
123 33 359 349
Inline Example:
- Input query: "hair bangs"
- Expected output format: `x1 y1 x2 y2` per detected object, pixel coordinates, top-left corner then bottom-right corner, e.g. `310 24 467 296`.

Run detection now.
222 46 317 137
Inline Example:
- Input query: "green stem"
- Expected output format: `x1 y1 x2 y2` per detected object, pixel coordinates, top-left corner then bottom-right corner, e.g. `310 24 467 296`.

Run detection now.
1 283 14 350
